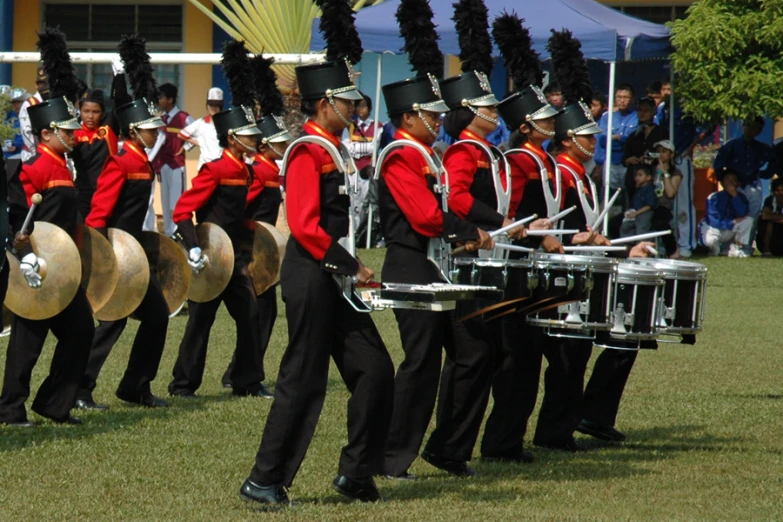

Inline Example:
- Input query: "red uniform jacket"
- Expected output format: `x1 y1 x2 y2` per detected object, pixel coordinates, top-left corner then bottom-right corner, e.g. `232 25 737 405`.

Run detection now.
507 141 558 221
86 141 153 235
173 149 250 250
442 130 506 230
556 152 592 236
245 154 282 225
284 120 358 276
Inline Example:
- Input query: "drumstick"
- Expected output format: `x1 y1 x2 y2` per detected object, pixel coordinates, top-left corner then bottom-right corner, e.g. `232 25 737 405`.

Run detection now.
451 214 539 255
493 244 534 253
563 245 628 252
590 188 622 230
525 229 579 236
489 213 539 238
644 245 659 256
610 230 671 245
18 193 42 238
545 206 577 225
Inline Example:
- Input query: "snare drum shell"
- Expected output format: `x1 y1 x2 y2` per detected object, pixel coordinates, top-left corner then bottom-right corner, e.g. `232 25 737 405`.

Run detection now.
609 264 664 340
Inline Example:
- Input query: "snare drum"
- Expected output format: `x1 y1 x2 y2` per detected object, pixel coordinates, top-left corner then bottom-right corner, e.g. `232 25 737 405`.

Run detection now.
451 257 538 320
593 263 664 350
625 258 707 338
526 255 618 337
524 253 592 315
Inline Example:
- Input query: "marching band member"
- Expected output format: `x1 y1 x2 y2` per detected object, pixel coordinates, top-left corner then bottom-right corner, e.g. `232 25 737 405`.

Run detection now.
76 34 170 410
480 14 569 461
168 41 266 399
0 29 93 426
380 0 494 481
220 54 292 398
241 0 394 505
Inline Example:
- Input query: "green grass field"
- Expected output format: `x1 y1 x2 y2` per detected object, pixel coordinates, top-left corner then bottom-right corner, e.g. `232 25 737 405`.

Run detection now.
1 251 782 521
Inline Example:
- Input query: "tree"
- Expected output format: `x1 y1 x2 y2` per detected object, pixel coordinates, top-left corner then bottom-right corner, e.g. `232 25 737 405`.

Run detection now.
669 0 783 123
187 0 384 92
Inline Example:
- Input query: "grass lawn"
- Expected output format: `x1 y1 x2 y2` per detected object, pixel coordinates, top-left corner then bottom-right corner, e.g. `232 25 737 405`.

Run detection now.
1 251 782 521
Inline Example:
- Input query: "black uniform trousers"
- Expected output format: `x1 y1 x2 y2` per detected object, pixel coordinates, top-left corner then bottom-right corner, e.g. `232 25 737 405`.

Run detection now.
77 271 169 401
169 259 262 395
221 284 278 386
422 314 496 462
0 287 94 423
249 251 394 487
581 349 638 427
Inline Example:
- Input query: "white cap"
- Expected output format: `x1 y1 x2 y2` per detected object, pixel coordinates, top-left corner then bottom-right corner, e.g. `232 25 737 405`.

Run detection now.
207 87 224 101
653 139 675 152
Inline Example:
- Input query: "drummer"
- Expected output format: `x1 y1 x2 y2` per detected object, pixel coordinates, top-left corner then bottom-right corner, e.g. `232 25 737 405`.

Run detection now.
0 93 94 426
77 35 170 410
220 57 292 399
379 0 495 480
168 40 266 399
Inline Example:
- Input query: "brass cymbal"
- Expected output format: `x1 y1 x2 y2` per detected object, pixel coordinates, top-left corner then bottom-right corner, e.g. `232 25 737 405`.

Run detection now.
137 231 191 315
188 222 234 303
93 228 150 321
244 220 286 296
5 221 82 320
74 225 120 313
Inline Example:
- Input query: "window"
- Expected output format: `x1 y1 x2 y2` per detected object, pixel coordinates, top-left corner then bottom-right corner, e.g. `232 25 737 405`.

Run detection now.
43 3 183 112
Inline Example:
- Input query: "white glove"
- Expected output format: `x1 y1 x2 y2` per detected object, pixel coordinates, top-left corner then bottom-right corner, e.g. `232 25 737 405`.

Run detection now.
188 247 208 274
112 57 125 76
20 253 42 289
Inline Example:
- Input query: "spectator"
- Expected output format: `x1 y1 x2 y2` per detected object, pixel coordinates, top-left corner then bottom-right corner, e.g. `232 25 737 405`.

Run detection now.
758 178 783 256
621 97 668 201
655 78 671 125
146 83 194 237
3 88 27 159
593 83 639 199
178 87 225 171
700 169 752 257
544 81 564 111
342 92 382 246
650 140 683 258
712 116 778 254
646 81 663 108
620 163 658 238
590 91 607 120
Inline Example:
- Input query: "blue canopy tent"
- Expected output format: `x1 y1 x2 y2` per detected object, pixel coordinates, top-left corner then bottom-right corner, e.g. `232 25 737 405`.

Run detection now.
311 0 672 234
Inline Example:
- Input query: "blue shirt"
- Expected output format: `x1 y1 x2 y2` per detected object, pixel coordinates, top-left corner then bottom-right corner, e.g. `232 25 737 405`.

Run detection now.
705 190 749 230
712 137 778 188
594 109 639 166
656 102 711 155
631 183 658 211
3 110 23 158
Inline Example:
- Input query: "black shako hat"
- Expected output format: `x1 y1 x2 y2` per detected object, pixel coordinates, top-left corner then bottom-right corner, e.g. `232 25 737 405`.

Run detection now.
116 98 165 132
497 85 559 131
257 114 292 144
213 105 262 139
28 96 81 133
296 60 363 102
554 101 601 142
439 71 499 111
383 75 449 117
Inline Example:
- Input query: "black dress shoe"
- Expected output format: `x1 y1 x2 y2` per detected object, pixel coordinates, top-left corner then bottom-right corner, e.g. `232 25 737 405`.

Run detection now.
576 419 627 442
3 419 37 428
75 398 110 411
239 479 289 506
116 390 169 408
482 449 535 464
222 381 233 389
332 475 385 502
168 390 197 398
382 471 418 481
421 450 477 477
535 438 586 453
53 415 82 425
233 383 274 399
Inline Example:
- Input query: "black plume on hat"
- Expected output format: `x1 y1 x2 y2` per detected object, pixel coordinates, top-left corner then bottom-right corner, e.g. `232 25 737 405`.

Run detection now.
118 34 158 101
547 29 592 105
37 27 80 102
221 39 256 109
492 12 542 91
397 0 443 79
453 0 493 76
250 53 284 117
315 0 363 65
